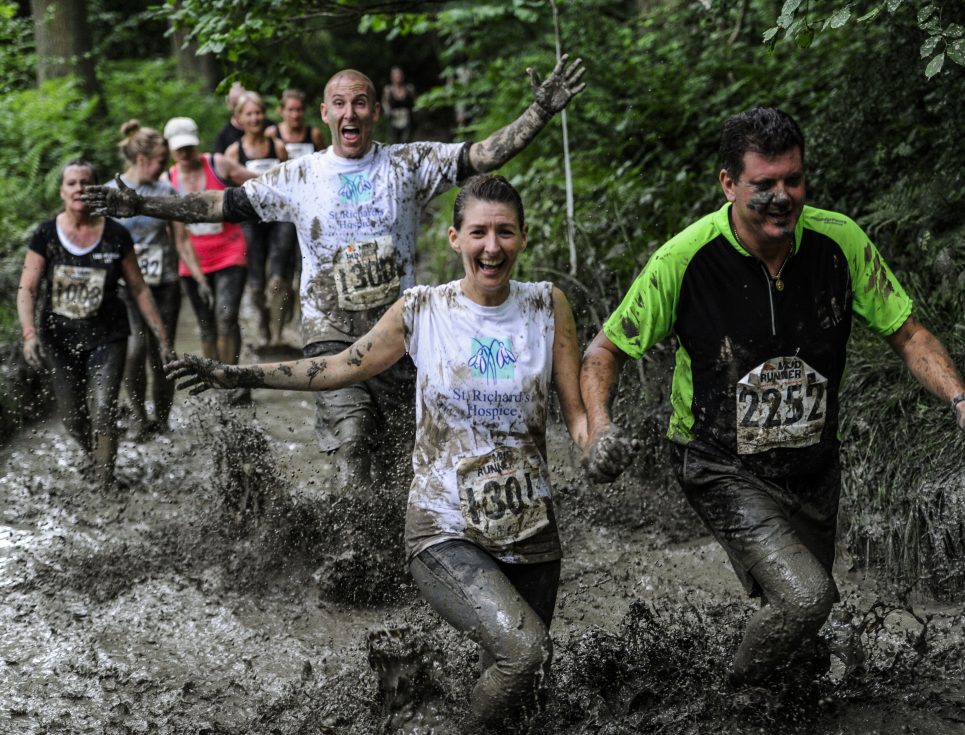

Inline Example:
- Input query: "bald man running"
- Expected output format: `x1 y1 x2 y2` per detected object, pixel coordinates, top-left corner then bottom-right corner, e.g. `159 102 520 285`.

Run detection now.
83 59 586 488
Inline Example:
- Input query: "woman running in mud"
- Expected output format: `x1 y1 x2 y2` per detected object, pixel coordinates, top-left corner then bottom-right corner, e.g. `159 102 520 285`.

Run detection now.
224 92 296 349
17 159 174 489
166 174 591 726
110 120 210 438
164 116 253 405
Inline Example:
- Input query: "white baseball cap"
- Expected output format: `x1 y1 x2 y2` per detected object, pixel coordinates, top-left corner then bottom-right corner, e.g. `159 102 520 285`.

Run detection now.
163 117 201 151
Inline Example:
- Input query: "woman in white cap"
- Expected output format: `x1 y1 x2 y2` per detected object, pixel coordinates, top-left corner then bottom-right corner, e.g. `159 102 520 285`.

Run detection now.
163 116 254 404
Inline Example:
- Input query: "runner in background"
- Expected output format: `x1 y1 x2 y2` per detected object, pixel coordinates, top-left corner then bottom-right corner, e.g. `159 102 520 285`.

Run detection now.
225 92 296 348
381 66 416 144
164 175 589 727
110 120 209 438
17 160 173 489
164 117 253 405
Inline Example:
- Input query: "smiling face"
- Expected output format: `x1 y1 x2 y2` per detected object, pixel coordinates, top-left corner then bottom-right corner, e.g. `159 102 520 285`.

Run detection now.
238 100 266 135
720 147 805 250
449 198 528 306
60 164 96 214
321 71 380 159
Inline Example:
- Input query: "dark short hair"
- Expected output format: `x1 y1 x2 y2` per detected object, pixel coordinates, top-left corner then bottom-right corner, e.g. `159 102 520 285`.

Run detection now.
719 107 805 180
452 174 525 231
60 158 99 185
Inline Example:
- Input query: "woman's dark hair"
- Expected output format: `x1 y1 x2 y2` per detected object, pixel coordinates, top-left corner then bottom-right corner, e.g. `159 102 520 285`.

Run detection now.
719 107 805 180
452 174 525 231
60 158 99 185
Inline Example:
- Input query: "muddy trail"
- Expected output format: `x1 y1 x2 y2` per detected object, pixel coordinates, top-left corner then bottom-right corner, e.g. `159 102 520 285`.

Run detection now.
1 308 964 735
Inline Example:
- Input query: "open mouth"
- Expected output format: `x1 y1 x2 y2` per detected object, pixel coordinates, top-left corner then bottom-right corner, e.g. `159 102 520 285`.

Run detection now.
477 256 505 273
341 126 360 144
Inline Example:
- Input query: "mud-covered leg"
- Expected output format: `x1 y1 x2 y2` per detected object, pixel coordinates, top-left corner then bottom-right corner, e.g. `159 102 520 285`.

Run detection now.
86 340 127 488
123 327 149 435
266 275 292 346
733 543 835 684
47 341 92 452
410 541 558 725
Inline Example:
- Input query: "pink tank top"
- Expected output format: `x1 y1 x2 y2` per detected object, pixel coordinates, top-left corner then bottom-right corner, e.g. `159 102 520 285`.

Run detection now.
169 154 247 276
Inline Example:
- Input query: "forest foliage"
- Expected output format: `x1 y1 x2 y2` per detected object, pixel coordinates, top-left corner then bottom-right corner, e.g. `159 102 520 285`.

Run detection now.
0 0 964 595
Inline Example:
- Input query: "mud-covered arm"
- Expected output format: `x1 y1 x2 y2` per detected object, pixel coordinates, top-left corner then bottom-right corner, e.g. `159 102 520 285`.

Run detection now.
551 287 588 450
468 54 586 173
580 330 638 482
17 249 45 368
121 251 174 362
886 315 965 430
166 298 408 394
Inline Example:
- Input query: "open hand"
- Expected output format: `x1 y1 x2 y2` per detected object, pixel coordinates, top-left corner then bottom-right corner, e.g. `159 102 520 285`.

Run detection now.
164 354 234 394
527 53 587 116
196 278 215 311
80 174 142 218
582 424 638 484
22 335 45 369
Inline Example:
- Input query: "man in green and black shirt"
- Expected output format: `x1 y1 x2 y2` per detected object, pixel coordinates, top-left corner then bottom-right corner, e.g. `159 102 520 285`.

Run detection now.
580 107 965 686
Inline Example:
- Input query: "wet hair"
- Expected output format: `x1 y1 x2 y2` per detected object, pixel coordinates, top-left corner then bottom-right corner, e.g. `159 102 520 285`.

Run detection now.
719 107 805 180
452 174 525 231
117 119 166 164
279 88 306 106
234 91 265 118
60 158 98 185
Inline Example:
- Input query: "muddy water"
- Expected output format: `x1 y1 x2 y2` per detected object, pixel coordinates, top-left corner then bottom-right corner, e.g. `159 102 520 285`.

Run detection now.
1 306 963 734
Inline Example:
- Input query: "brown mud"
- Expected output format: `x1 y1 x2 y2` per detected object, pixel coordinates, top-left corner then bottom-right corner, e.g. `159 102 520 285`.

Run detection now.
1 308 964 734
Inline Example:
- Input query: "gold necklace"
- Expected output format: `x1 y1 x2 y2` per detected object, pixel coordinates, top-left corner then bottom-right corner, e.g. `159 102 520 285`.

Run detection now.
731 219 793 292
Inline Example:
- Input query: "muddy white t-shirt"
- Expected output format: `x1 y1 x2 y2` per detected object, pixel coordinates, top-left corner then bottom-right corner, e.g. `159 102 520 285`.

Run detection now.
243 141 466 345
403 280 561 564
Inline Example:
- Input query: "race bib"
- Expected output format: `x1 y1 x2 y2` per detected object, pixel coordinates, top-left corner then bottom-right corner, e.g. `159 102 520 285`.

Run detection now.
332 236 401 311
51 265 106 319
135 243 164 286
186 221 223 237
456 446 550 545
390 107 411 129
285 142 314 159
736 356 828 454
245 158 279 175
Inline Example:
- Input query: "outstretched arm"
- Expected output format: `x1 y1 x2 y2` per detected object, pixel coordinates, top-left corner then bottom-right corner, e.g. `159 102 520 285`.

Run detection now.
551 287 588 450
580 330 638 482
468 54 586 173
166 298 408 394
81 174 227 223
886 315 965 430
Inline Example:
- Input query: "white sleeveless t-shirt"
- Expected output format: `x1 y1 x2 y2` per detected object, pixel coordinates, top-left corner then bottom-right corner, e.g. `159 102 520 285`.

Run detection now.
403 280 560 564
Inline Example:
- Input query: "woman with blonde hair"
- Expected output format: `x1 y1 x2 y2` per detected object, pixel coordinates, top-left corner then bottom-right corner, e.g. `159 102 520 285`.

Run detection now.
109 119 209 436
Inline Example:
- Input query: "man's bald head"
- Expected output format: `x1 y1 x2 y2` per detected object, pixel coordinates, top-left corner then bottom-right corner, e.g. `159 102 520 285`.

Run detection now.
324 70 376 103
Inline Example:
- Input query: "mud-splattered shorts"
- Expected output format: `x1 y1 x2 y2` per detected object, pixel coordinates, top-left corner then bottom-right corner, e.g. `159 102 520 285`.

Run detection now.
669 439 840 600
303 340 416 454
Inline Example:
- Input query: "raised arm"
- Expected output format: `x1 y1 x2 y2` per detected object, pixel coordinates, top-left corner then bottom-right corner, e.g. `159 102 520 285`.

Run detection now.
551 287 588 450
580 329 638 482
166 298 408 394
468 54 586 173
886 315 965 430
81 174 226 222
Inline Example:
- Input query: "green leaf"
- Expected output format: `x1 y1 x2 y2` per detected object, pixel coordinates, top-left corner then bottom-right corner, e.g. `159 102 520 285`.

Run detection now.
762 26 780 43
920 35 942 58
886 0 904 12
777 11 794 29
857 7 881 22
795 27 815 48
925 51 945 78
917 5 938 26
780 0 803 16
945 23 964 39
949 38 965 66
828 8 852 29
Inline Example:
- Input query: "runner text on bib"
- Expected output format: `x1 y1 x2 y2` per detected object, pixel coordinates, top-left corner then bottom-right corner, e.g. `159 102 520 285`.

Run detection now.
135 243 164 286
245 158 279 175
332 236 401 311
51 265 106 319
736 356 828 454
456 446 550 544
284 142 314 159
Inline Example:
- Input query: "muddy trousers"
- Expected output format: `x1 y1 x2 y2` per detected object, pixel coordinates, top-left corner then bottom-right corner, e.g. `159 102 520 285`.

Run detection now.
46 338 127 485
671 441 838 685
409 540 560 724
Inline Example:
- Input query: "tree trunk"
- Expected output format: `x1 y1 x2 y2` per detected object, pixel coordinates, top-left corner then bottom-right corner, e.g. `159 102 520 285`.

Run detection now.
30 0 106 111
170 23 221 93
